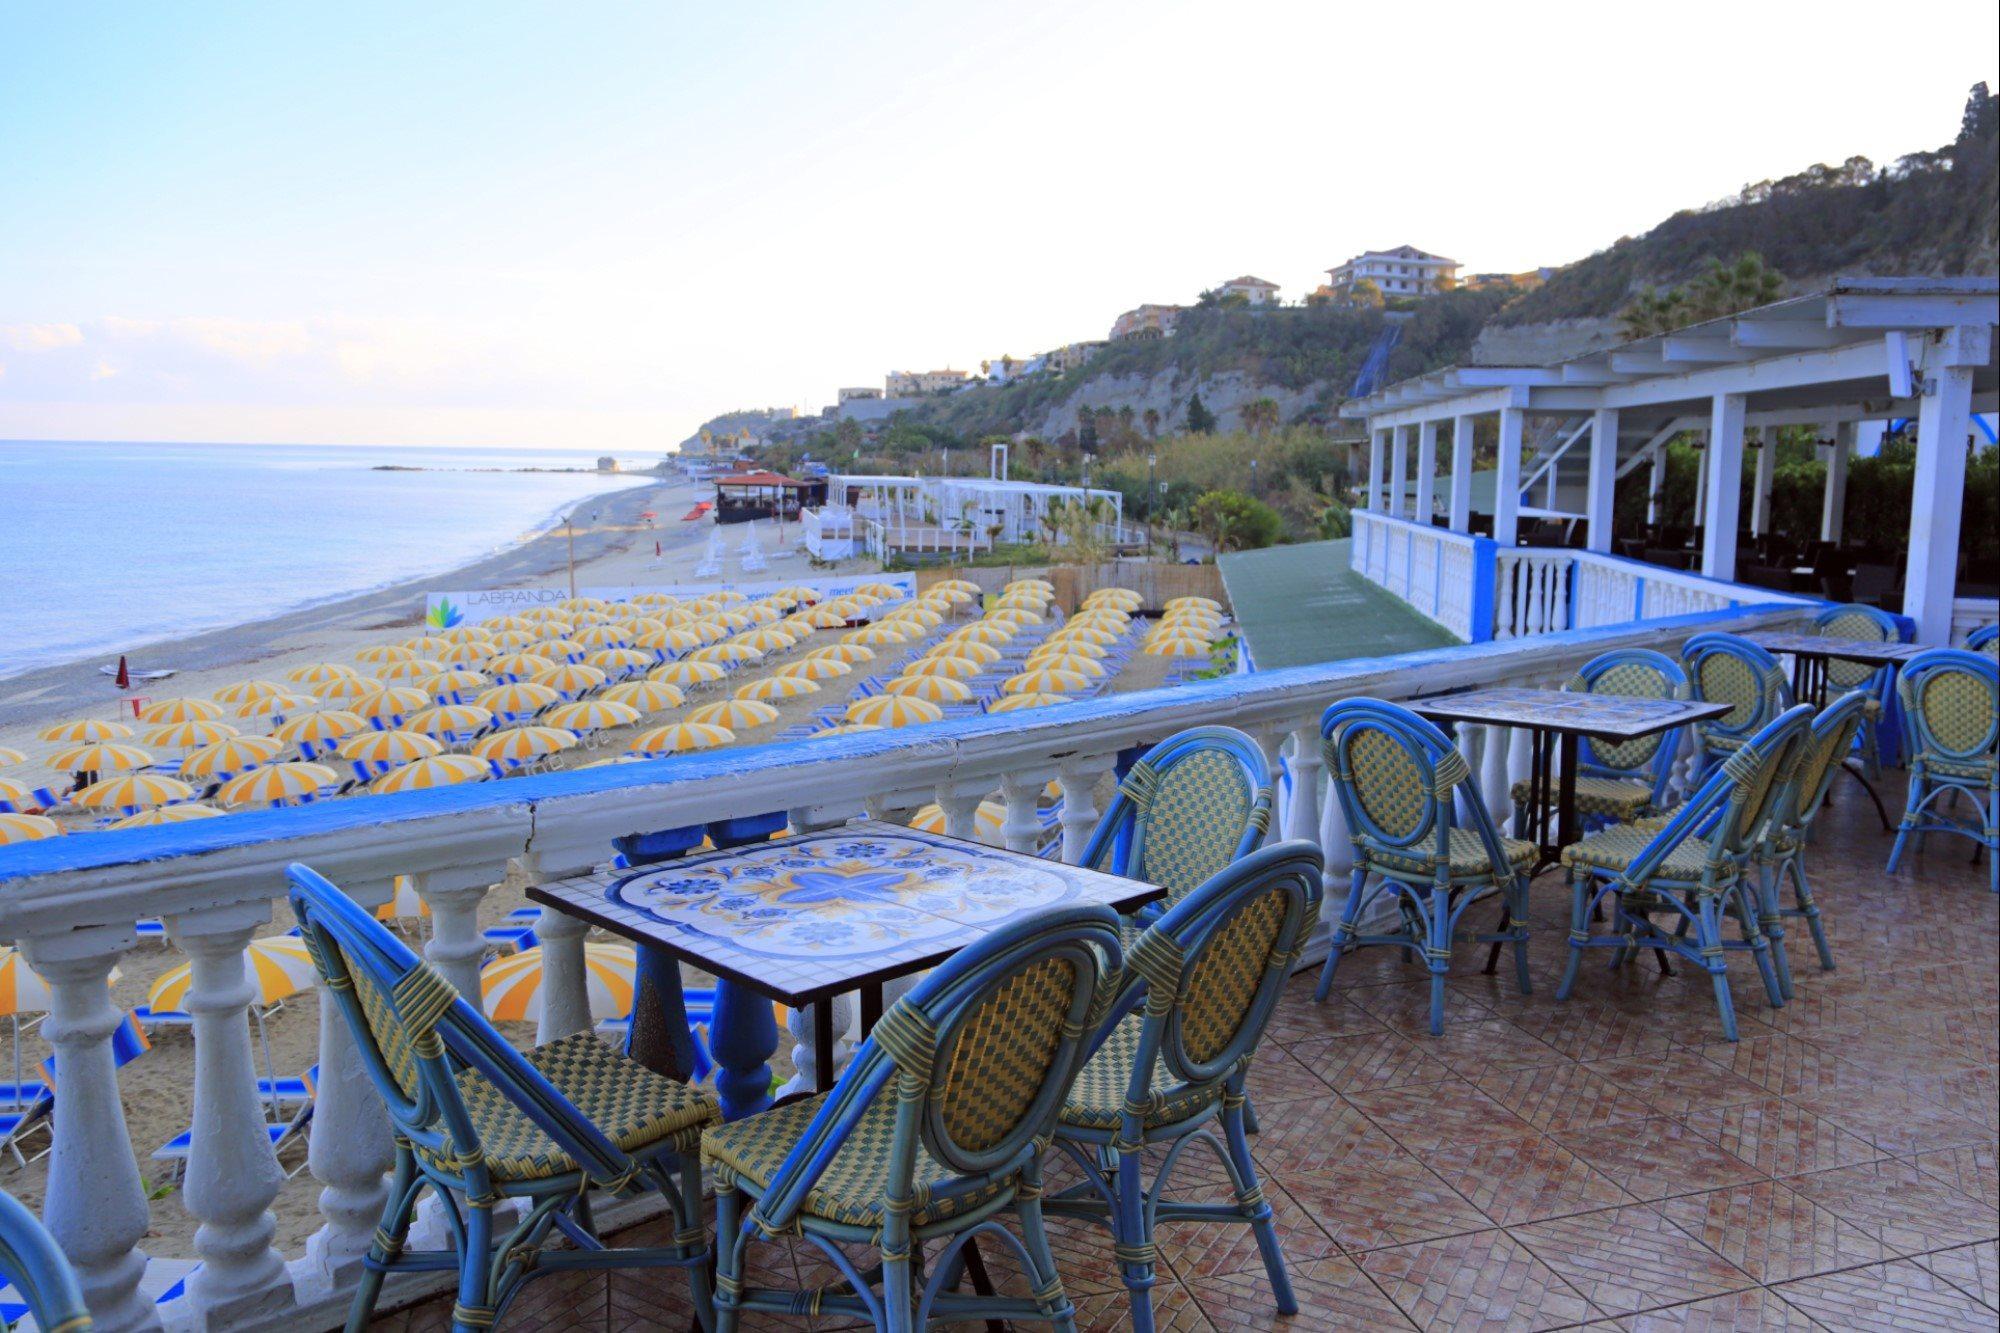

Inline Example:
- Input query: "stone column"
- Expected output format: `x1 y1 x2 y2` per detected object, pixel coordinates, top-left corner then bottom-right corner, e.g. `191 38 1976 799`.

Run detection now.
1700 394 1747 581
1585 408 1619 553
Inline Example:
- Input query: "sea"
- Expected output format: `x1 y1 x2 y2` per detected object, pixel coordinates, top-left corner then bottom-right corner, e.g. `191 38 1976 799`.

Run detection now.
0 440 651 679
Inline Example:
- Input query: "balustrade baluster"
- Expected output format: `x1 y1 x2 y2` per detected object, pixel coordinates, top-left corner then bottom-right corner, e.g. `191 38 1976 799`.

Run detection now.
998 771 1047 855
533 908 594 1044
412 869 493 1008
1481 723 1512 831
1507 715 1535 838
1056 758 1112 864
1285 724 1324 857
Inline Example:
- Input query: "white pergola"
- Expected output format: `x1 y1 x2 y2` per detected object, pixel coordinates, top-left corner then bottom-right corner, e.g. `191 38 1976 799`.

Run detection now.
1340 278 2000 643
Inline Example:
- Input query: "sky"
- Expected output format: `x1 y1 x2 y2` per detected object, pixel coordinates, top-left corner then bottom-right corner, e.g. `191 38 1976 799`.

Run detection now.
2 1 1996 453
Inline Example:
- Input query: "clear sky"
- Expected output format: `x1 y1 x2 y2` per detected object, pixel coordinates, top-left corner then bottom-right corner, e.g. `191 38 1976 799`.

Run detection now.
3 1 1995 452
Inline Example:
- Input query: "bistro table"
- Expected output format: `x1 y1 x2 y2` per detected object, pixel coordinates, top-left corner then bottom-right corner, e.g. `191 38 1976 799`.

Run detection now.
1744 629 1924 828
529 819 1164 1121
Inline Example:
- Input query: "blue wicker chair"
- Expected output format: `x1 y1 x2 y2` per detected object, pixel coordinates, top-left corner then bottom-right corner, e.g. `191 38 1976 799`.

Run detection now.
1046 842 1321 1333
1557 704 1815 1041
1682 633 1793 785
1751 691 1874 999
0 1187 90 1332
1509 649 1689 828
287 865 720 1333
1888 649 1999 894
702 903 1124 1333
1966 623 1998 656
1811 604 1902 776
1315 699 1536 1034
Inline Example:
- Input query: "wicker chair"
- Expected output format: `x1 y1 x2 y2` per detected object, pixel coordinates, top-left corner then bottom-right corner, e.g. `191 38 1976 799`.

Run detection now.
1811 603 1902 775
287 865 720 1333
1556 704 1815 1041
1752 691 1874 999
1046 842 1321 1333
702 904 1124 1333
1682 633 1793 784
0 1186 90 1332
1888 649 1999 894
1315 699 1536 1035
1509 649 1689 828
1967 623 1998 656
1078 725 1273 917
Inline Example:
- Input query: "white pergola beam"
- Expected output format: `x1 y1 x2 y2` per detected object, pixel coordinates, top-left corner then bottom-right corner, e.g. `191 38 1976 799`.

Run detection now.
1730 320 1846 350
1662 335 1758 364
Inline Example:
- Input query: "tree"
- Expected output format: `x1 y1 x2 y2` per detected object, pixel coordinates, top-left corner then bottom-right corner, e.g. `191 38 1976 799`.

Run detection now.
1348 279 1383 310
1143 407 1161 439
1618 252 1785 337
1963 81 1995 142
1078 409 1100 452
1243 397 1280 436
1184 391 1217 434
1192 489 1284 553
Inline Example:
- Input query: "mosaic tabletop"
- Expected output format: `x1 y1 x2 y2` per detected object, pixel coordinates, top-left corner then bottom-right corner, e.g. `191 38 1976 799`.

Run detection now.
1744 630 1927 666
529 820 1162 1006
1410 687 1730 741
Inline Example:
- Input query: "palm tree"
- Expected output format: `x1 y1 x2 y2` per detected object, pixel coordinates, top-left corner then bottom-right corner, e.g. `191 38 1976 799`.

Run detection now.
1143 407 1161 439
1243 397 1280 436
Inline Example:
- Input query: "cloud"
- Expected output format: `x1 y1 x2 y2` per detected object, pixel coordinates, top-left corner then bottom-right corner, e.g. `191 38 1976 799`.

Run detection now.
0 323 85 352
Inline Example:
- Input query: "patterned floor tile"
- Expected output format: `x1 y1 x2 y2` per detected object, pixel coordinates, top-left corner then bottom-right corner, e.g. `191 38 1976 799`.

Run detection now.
1910 1142 2000 1211
1282 1157 1493 1252
1655 1178 1885 1283
1474 1061 1672 1133
1584 1049 1772 1117
1678 1096 1884 1179
1793 1082 1995 1156
1553 1117 1765 1203
1510 1004 1681 1063
1358 1227 1602 1330
1288 1028 1457 1091
1916 1240 1999 1311
1771 1258 1996 1331
1342 979 1497 1034
1346 1080 1542 1151
1069 1275 1215 1333
1247 1090 1414 1173
1152 1177 1341 1283
1191 1252 1417 1331
1618 1285 1821 1331
1261 976 1394 1045
1786 1158 2000 1255
1398 1017 1575 1079
1239 1041 1344 1104
1689 1033 1871 1099
1513 1202 1758 1316
1424 1132 1636 1226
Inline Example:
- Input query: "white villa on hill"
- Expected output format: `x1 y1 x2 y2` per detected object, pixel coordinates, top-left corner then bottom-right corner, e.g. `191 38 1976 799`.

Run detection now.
1217 275 1281 305
1325 245 1461 299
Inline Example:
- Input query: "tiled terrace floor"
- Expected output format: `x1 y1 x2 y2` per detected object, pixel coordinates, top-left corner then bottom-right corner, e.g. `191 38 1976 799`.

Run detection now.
379 777 1999 1331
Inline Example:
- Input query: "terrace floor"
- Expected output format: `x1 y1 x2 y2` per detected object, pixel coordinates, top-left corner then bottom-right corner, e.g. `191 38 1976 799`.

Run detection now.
378 776 1999 1331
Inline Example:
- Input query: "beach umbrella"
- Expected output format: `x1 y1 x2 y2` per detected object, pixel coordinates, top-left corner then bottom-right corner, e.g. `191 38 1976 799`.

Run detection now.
986 691 1069 713
476 681 562 720
856 582 903 600
402 634 454 655
1003 668 1091 695
584 648 652 677
533 636 586 662
560 596 610 613
0 779 56 814
471 725 577 767
1053 624 1121 647
733 628 794 654
1022 652 1106 678
109 803 225 830
354 644 416 665
370 754 491 793
775 585 818 603
809 723 882 738
734 675 819 703
601 680 685 713
142 719 239 750
137 698 224 725
926 586 975 606
805 643 875 665
570 624 630 651
283 662 360 687
313 673 386 705
1030 638 1108 661
420 668 489 704
844 624 916 647
884 605 943 630
439 625 495 645
630 592 679 609
0 814 61 845
339 729 443 775
1086 586 1142 604
532 663 608 698
649 607 695 628
354 685 431 727
985 606 1042 626
1007 578 1055 594
909 800 1005 840
633 627 703 654
216 761 338 808
484 651 556 683
543 699 643 733
47 741 153 773
69 772 195 814
883 675 971 704
182 733 285 780
375 658 444 683
485 628 541 651
845 695 943 728
712 610 755 633
150 935 318 1012
404 703 495 741
738 603 782 626
946 623 1015 646
994 591 1048 610
273 709 366 755
232 690 316 722
688 642 760 666
1143 636 1211 658
0 748 22 768
214 679 287 706
1167 596 1221 612
372 876 429 928
38 718 133 744
429 641 490 668
929 640 1000 666
903 655 982 680
683 621 729 645
934 578 981 594
482 943 637 1024
629 722 733 755
708 590 747 604
649 660 727 688
775 657 851 682
484 614 540 631
687 699 778 731
801 605 852 629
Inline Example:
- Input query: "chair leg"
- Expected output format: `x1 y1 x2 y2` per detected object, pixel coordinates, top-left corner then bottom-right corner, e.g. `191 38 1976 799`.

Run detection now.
453 1201 494 1333
1112 1144 1158 1333
1696 897 1740 1043
1555 871 1587 1002
1756 865 1795 1003
713 1186 743 1333
1314 868 1368 1002
674 1151 717 1333
882 1242 916 1333
1016 1174 1078 1333
1732 883 1784 1009
1509 874 1533 997
1987 787 1998 895
344 1152 421 1333
1424 884 1450 1037
1788 855 1835 972
1221 1091 1296 1315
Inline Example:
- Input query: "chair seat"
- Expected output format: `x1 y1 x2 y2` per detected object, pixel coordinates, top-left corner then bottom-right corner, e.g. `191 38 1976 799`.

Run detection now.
1509 774 1654 820
1058 1015 1217 1134
1561 826 1713 881
1922 754 1996 781
430 1031 718 1184
1369 828 1536 879
702 1091 1007 1232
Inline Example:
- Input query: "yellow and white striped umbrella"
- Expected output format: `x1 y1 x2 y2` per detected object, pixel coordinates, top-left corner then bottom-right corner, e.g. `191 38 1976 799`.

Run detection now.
904 655 982 680
477 681 562 719
1003 668 1091 695
402 634 454 655
232 690 316 720
482 942 637 1023
355 643 416 665
543 698 642 733
0 948 60 1013
733 628 794 654
0 814 62 846
629 722 733 754
0 778 45 811
584 648 653 676
775 657 852 682
1021 652 1105 678
150 935 318 1011
472 725 577 766
533 663 609 697
274 709 365 748
986 691 1069 713
883 605 944 630
370 754 491 793
844 624 918 647
845 695 943 728
439 625 496 645
485 651 556 682
682 621 730 645
687 642 761 666
182 733 285 779
421 668 489 703
354 685 431 725
805 643 875 665
883 674 971 704
404 703 496 740
533 636 585 662
560 595 611 612
809 723 882 738
601 680 685 713
1161 607 1222 627
38 718 133 744
216 761 338 808
313 673 386 705
856 582 903 600
1006 578 1055 594
70 772 195 812
431 641 491 668
572 624 631 650
1085 587 1143 606
1166 596 1222 612
1050 624 1120 648
712 610 755 633
650 660 728 687
109 803 225 830
284 662 360 687
1144 635 1212 658
138 698 224 725
929 640 1000 666
687 699 778 731
946 623 1016 646
994 589 1048 607
142 718 239 750
633 627 703 654
47 741 153 773
339 729 443 768
734 675 819 703
985 606 1043 626
630 592 679 609
486 628 541 651
926 586 975 605
774 585 818 602
373 876 428 924
934 578 982 594
486 613 542 630
214 679 288 705
375 657 444 683
909 799 1005 839
1032 637 1108 660
738 602 783 626
800 605 852 629
0 748 22 768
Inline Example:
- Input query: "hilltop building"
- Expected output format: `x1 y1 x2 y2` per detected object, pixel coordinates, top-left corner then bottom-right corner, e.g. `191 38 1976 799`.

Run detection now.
1110 304 1186 341
1045 340 1106 373
1323 246 1461 300
884 368 971 397
836 386 882 402
1216 275 1281 305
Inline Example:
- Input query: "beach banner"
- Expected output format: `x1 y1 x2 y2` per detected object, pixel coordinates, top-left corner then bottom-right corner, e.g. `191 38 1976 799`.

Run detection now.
425 573 918 627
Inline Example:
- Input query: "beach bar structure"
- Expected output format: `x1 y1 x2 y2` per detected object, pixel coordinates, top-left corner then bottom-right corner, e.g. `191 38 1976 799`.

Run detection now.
711 469 825 524
1340 278 2000 646
811 471 1137 562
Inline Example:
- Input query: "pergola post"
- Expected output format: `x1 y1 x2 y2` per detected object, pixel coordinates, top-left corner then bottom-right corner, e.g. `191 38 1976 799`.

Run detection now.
1700 394 1746 581
1903 336 1982 644
1493 406 1525 546
1750 428 1777 537
1366 428 1386 511
1646 448 1666 527
1448 415 1474 531
1414 421 1439 522
1692 441 1708 529
1585 407 1618 553
1388 425 1411 518
1820 422 1851 543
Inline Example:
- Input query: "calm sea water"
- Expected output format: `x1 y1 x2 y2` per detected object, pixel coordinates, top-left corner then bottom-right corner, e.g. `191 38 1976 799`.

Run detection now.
0 441 651 677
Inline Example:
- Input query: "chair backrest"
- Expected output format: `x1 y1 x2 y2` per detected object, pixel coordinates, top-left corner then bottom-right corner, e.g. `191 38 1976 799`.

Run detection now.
288 864 644 1195
1568 649 1688 796
1813 604 1899 691
1898 649 1999 778
1080 726 1272 907
749 904 1122 1236
1683 633 1791 750
0 1188 90 1332
1621 704 1816 885
1320 698 1516 879
1768 691 1872 838
1115 842 1320 1120
1966 623 1998 656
